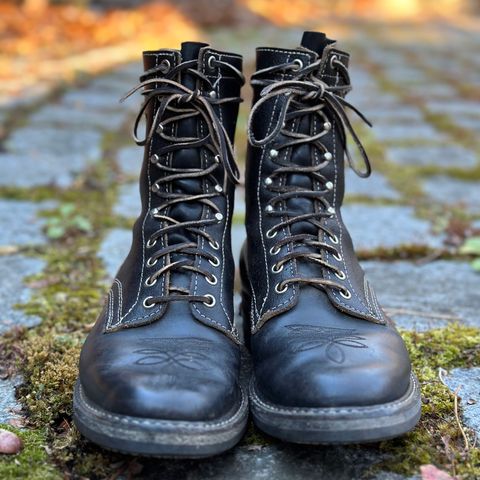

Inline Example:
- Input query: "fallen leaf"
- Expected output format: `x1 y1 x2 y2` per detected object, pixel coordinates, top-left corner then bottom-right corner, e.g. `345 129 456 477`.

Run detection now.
0 429 23 454
420 464 455 480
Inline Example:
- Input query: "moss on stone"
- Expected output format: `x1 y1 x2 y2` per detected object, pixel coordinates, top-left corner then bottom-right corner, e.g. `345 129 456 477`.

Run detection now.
376 324 480 478
0 425 59 480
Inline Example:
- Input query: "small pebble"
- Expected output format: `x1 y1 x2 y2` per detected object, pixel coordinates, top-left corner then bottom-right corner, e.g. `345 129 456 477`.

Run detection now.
0 429 23 454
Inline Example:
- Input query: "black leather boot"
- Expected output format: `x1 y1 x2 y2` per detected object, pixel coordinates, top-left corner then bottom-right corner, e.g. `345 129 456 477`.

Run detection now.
241 31 421 444
73 42 248 457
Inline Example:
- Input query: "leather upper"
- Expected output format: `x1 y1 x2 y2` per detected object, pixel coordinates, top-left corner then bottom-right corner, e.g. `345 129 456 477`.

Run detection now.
242 33 412 409
79 43 244 421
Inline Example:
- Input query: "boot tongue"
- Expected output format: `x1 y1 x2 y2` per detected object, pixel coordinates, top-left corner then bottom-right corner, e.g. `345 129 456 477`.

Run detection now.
300 31 334 55
180 41 208 62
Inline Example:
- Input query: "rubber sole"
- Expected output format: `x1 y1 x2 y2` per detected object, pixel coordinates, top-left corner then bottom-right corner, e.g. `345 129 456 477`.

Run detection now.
73 381 249 458
250 374 422 444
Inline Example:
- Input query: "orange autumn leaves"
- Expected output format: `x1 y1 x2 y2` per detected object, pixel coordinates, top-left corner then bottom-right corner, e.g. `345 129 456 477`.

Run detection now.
0 2 198 99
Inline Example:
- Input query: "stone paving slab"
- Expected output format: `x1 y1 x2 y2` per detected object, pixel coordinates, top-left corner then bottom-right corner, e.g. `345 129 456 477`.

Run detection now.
345 170 400 200
423 176 480 214
0 376 23 425
0 255 45 335
6 125 101 159
98 228 132 279
342 205 444 251
0 200 53 247
116 145 142 178
29 104 126 131
386 145 477 170
363 260 480 331
444 367 480 436
372 123 445 144
0 152 98 189
135 443 412 480
113 183 142 218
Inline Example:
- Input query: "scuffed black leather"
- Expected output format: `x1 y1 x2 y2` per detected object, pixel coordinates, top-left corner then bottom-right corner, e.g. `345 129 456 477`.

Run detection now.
79 43 244 422
242 32 413 408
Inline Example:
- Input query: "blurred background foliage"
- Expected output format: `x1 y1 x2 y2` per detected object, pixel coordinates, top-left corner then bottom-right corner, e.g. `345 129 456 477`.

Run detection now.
0 0 478 102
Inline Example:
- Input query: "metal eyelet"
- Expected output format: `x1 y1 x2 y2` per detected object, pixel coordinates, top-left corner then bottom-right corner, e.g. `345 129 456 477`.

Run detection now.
206 274 218 285
325 181 334 191
329 234 339 244
214 184 223 193
333 252 342 262
323 122 331 131
265 177 273 186
266 228 278 239
324 152 333 161
327 206 335 216
209 90 217 99
209 256 220 267
150 153 160 164
143 296 155 308
329 54 338 69
269 245 280 255
146 257 158 267
209 240 220 250
203 294 216 307
265 205 274 213
146 238 157 248
335 270 346 280
272 263 284 273
159 59 171 74
275 282 288 294
292 59 304 71
215 213 224 222
269 149 279 158
207 55 216 70
145 276 157 287
340 289 352 299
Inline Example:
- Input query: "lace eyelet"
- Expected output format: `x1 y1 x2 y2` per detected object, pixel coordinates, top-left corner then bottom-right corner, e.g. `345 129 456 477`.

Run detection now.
159 59 171 74
143 296 155 308
209 240 220 250
265 177 273 186
335 270 346 280
207 55 216 70
146 238 157 248
214 184 223 193
145 276 157 287
292 59 304 71
269 149 278 158
340 289 352 299
329 234 339 244
333 252 342 262
325 181 334 191
272 263 284 273
203 294 216 307
327 206 335 216
269 245 280 255
209 90 217 99
275 282 288 294
329 54 338 69
150 153 160 164
215 212 224 222
266 228 278 239
206 274 218 285
324 152 333 161
209 256 220 267
265 205 274 213
146 257 158 267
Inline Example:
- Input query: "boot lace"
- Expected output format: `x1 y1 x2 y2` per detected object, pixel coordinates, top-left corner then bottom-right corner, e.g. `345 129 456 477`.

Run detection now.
122 57 244 308
247 56 371 299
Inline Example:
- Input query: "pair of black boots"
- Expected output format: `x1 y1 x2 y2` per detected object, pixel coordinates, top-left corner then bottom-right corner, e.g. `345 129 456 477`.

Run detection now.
73 31 421 457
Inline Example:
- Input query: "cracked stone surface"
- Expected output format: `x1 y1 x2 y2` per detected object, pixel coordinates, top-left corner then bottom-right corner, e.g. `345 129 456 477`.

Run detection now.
0 200 53 247
98 228 132 279
113 183 142 218
386 145 477 170
444 367 480 436
363 260 480 331
342 205 444 251
423 176 480 214
345 170 400 200
0 255 45 335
